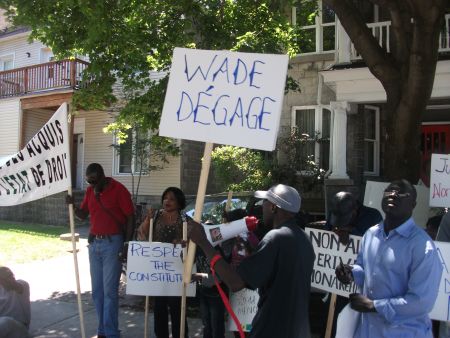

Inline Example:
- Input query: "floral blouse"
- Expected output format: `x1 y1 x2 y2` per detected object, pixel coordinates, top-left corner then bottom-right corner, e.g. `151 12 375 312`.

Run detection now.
152 210 184 243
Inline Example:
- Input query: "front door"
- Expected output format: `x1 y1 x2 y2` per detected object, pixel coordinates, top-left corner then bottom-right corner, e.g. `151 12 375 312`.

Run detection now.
73 118 85 189
75 134 85 189
420 124 450 186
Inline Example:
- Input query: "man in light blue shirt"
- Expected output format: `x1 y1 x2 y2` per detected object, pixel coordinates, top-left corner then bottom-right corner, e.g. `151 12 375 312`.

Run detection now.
336 179 443 338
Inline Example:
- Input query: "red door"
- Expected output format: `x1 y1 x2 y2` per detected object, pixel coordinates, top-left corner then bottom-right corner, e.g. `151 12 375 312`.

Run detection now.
420 124 450 186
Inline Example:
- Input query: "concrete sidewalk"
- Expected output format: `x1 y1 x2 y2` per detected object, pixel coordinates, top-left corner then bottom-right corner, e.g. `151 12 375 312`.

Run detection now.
9 227 211 338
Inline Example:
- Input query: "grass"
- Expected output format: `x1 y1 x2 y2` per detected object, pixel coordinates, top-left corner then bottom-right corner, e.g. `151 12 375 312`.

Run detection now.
0 221 72 265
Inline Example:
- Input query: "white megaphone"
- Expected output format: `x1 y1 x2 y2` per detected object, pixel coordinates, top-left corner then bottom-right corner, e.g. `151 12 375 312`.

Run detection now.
203 216 258 246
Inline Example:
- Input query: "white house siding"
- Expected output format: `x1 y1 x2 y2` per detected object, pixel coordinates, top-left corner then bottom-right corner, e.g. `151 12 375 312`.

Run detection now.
0 98 20 157
0 32 50 69
75 110 181 197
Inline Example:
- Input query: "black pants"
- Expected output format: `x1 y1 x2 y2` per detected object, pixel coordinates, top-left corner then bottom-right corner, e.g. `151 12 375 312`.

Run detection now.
154 296 188 338
199 288 226 338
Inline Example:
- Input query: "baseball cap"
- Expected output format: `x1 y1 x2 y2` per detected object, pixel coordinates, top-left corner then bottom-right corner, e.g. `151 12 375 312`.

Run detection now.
254 184 301 213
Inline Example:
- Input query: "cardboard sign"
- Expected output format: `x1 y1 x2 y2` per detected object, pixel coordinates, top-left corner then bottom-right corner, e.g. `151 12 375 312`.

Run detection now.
126 241 196 297
0 103 71 206
306 228 360 297
159 48 289 151
227 288 259 332
429 154 450 207
363 181 430 227
430 241 450 321
307 228 448 321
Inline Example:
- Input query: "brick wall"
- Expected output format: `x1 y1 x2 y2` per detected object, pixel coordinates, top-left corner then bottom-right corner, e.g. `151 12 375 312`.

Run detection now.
0 191 87 227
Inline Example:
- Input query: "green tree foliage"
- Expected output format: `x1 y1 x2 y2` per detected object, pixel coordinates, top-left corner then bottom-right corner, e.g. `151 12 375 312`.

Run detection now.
211 146 272 191
0 0 301 126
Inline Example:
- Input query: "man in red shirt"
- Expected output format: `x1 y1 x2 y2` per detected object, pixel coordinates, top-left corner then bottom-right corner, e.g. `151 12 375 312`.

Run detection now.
68 163 134 338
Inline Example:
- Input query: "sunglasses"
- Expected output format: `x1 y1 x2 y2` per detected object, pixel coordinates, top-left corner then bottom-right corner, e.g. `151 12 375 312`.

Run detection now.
383 190 410 198
86 179 98 185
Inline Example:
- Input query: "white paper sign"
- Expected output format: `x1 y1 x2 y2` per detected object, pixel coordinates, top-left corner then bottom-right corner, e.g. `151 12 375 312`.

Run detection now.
159 48 289 151
363 181 430 227
430 241 450 321
0 103 71 206
429 154 450 207
307 228 448 321
126 241 196 297
227 288 259 332
306 228 360 297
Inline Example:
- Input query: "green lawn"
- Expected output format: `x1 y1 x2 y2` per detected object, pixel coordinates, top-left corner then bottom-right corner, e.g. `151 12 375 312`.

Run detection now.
0 221 72 265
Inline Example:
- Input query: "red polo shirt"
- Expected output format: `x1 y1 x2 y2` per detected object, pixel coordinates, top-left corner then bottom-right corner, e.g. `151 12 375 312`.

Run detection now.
80 178 134 235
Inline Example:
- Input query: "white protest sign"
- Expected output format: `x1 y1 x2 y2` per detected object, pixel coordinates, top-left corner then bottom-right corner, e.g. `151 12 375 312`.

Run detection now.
363 181 430 227
159 48 289 151
227 288 259 332
306 228 360 297
126 241 196 297
430 241 450 321
307 228 448 321
429 154 450 207
0 103 71 206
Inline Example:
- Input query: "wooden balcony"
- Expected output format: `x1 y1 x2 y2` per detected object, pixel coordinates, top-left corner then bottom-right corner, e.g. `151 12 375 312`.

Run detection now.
0 58 89 99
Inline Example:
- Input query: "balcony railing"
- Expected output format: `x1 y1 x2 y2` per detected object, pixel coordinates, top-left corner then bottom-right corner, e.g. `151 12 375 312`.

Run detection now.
350 13 450 60
0 58 89 98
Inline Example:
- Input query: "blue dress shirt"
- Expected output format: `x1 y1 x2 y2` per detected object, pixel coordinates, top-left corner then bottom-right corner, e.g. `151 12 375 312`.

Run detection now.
352 217 443 338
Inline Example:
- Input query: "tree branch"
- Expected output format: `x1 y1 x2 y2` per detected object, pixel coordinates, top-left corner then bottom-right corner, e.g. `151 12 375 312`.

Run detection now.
388 1 411 66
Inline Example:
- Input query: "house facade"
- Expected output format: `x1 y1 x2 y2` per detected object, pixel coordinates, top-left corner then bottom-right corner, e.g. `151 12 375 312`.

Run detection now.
0 4 449 225
281 2 450 217
0 22 208 225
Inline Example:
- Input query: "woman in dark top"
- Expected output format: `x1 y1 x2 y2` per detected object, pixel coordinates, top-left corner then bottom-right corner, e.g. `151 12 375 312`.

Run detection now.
137 187 188 338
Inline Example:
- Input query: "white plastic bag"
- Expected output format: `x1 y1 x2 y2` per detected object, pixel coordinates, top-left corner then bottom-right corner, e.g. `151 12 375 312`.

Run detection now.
335 303 360 338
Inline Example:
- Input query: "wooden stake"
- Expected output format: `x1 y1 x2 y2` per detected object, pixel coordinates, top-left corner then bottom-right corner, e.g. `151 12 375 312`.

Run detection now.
180 142 214 338
225 190 233 213
325 293 337 338
68 186 86 338
144 217 154 338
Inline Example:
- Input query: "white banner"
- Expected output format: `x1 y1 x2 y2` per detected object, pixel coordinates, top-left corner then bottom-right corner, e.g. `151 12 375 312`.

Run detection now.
307 228 449 321
227 288 259 332
126 241 196 297
0 103 71 206
159 48 289 151
429 153 450 207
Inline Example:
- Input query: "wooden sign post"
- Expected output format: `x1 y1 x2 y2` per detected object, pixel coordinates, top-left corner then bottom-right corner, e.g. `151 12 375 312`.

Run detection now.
143 217 153 338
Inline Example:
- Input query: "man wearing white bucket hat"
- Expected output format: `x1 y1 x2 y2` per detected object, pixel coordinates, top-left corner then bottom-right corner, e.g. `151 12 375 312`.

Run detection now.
189 184 316 338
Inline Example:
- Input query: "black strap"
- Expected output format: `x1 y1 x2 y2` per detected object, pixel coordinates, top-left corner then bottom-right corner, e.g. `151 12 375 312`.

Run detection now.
94 192 125 234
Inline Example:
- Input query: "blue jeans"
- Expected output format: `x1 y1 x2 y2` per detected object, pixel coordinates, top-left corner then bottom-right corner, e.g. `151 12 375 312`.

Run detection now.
88 234 123 338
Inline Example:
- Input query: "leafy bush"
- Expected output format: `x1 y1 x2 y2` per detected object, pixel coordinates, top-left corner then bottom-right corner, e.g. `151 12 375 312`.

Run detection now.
211 146 272 191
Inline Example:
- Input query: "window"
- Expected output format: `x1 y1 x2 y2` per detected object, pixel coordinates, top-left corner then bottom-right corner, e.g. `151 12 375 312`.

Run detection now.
292 0 335 54
292 106 331 171
0 54 14 71
114 128 150 175
363 105 380 175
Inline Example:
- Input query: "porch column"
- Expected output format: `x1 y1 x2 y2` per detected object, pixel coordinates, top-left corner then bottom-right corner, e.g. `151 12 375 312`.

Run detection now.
329 101 350 179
